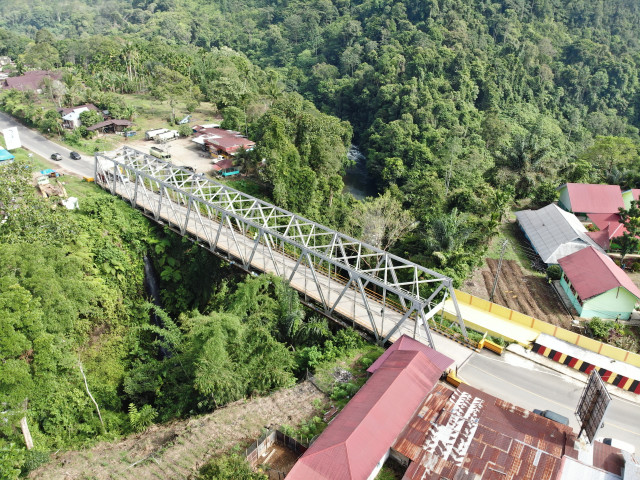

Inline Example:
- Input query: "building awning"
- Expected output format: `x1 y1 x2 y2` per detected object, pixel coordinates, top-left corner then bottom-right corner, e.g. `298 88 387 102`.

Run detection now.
0 148 15 161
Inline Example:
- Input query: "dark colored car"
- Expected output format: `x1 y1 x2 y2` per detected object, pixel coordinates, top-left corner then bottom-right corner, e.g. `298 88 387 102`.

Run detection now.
70 151 81 160
533 409 569 425
51 153 63 161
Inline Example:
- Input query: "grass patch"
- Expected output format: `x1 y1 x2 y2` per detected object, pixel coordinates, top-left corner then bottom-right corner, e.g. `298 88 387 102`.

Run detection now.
60 135 119 155
218 177 269 200
312 343 383 406
431 314 508 347
117 93 220 132
281 342 383 444
486 216 544 277
62 175 105 197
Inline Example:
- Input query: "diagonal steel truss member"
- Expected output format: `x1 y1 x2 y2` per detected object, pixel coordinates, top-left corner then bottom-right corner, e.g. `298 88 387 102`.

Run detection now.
94 147 469 349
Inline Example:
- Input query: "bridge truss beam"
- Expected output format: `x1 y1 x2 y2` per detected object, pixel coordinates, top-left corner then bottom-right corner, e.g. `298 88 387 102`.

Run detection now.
94 147 469 348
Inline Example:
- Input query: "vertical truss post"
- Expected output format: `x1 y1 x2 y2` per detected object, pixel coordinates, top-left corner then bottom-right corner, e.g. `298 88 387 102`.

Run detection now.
182 197 193 235
419 308 436 349
354 276 379 343
132 173 139 209
447 282 468 340
110 163 117 195
155 184 163 221
305 252 327 311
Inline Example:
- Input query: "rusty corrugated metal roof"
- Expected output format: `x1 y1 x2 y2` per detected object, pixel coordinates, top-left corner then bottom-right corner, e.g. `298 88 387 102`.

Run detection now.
395 384 577 480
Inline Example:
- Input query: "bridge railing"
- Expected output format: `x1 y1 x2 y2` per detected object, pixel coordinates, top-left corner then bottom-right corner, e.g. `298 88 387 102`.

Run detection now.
94 147 468 348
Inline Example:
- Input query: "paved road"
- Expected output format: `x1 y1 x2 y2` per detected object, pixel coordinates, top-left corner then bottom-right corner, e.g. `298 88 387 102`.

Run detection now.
460 351 640 451
0 111 94 177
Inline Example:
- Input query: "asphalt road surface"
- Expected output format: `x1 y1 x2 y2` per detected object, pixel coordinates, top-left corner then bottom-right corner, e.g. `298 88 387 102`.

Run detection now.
0 111 94 177
460 351 640 452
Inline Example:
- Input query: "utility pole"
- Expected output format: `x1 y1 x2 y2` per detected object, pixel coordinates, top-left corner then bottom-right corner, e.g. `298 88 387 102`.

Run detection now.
490 240 508 302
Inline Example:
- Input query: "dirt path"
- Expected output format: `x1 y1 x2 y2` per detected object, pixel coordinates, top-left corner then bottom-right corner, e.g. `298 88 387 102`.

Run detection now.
31 382 326 480
463 259 573 329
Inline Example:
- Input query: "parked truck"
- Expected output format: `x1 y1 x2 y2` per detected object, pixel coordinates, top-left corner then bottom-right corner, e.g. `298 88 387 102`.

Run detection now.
145 128 169 140
154 130 179 143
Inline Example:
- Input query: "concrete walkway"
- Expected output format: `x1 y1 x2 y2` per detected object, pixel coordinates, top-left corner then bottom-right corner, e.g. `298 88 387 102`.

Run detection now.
443 298 539 345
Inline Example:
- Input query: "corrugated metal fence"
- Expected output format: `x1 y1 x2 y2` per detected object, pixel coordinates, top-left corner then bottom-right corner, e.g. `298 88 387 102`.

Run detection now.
245 429 308 469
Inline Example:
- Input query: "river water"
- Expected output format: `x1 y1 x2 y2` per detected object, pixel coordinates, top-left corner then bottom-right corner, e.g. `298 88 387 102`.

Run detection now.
343 145 377 200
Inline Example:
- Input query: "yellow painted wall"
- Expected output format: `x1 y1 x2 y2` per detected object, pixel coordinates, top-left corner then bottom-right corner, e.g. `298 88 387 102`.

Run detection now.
454 289 640 367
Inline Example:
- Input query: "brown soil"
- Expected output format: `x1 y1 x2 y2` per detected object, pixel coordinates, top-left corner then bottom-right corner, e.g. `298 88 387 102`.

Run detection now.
466 259 573 328
31 382 326 480
258 443 300 479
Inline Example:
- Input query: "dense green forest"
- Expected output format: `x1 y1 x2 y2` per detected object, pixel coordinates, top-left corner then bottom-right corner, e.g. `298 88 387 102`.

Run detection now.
0 157 371 477
3 0 640 283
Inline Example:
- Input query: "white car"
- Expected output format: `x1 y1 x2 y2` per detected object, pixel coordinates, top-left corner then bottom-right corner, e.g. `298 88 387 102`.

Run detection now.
597 437 636 454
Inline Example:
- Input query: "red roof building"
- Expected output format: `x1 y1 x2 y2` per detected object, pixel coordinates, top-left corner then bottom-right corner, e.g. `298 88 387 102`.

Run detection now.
191 126 255 157
559 247 640 300
211 158 234 172
558 246 640 319
586 213 626 250
286 335 639 479
286 349 443 480
558 183 624 215
2 70 61 91
585 229 611 250
367 334 454 374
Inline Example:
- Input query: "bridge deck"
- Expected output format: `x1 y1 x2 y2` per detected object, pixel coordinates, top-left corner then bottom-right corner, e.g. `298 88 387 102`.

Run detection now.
95 148 477 353
112 181 435 346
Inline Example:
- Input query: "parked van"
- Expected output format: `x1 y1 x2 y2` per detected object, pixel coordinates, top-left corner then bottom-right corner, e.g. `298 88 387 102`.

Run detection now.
150 146 171 160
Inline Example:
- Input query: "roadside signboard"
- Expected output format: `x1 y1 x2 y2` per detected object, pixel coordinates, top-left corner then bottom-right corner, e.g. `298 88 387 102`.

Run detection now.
575 371 611 443
2 127 21 150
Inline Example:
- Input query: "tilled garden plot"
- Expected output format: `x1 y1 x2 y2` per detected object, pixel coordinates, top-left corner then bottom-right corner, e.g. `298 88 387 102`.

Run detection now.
482 259 573 328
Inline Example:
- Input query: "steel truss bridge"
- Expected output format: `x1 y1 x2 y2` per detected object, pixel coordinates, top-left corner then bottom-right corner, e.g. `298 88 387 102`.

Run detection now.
94 147 469 349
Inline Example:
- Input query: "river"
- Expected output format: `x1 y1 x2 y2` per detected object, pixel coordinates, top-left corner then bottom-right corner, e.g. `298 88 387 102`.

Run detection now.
343 145 377 200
